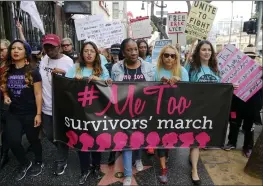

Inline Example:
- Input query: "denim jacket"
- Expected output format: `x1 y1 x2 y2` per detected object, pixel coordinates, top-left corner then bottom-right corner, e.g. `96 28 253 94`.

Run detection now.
111 57 155 81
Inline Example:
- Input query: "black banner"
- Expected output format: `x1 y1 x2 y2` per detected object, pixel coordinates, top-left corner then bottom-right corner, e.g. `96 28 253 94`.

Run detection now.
53 74 233 152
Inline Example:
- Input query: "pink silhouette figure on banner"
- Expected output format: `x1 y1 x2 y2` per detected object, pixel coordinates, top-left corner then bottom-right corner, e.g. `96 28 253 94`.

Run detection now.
66 130 78 148
96 133 111 151
179 132 194 148
113 132 128 151
195 132 211 148
162 132 178 148
130 131 145 150
79 133 94 151
146 132 160 149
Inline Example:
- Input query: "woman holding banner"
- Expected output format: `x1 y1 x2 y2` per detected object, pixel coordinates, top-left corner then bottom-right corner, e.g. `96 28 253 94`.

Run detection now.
186 40 239 185
111 38 155 186
154 44 189 184
65 41 110 185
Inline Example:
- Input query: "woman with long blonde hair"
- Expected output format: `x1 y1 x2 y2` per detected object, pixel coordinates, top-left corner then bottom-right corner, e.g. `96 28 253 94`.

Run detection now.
154 44 189 184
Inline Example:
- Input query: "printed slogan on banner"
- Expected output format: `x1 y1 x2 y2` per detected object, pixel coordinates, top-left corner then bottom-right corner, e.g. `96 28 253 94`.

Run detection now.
53 75 233 152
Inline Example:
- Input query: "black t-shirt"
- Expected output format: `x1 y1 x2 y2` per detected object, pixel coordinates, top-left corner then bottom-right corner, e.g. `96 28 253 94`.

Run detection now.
123 66 146 82
64 51 79 63
7 65 42 114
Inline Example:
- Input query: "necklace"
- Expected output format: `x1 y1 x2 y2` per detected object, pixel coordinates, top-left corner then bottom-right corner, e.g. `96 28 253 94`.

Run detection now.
125 66 138 81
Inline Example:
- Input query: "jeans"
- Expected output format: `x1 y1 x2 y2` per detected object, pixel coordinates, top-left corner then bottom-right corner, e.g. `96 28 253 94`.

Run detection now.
6 112 42 165
42 113 68 165
123 149 142 177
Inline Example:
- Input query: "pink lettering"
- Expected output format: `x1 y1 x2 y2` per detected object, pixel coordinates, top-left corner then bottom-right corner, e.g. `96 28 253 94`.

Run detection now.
144 84 177 114
96 133 111 151
95 84 146 118
167 97 192 115
79 133 94 151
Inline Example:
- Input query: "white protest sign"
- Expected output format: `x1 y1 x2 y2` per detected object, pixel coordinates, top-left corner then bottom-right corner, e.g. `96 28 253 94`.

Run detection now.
74 14 105 41
152 40 173 65
167 12 187 34
217 44 263 102
130 18 152 39
186 1 217 40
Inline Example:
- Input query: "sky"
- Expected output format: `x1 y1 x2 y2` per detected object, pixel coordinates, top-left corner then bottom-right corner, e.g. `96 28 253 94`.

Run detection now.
127 1 254 23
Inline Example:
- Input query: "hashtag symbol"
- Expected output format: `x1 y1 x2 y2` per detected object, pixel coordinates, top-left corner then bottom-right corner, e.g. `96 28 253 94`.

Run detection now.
77 85 99 107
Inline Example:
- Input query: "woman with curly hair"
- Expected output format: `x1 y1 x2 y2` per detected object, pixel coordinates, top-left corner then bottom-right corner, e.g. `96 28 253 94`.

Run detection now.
66 41 110 185
0 40 43 181
185 40 238 185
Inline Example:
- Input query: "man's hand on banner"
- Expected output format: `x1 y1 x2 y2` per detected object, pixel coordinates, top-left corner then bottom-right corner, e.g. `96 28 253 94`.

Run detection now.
34 114 41 127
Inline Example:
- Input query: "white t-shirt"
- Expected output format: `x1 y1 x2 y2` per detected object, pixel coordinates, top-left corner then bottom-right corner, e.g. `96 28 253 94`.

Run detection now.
39 54 74 116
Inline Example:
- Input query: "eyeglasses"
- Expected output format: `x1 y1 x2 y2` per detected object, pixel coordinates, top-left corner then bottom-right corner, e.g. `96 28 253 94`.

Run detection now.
61 44 72 47
163 53 176 59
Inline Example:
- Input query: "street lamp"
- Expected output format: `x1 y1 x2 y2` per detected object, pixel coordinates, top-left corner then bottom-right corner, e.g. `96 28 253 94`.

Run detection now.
155 1 167 39
141 1 145 10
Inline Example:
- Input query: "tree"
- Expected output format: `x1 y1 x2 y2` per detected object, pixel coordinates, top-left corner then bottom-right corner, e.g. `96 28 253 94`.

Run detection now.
244 128 263 179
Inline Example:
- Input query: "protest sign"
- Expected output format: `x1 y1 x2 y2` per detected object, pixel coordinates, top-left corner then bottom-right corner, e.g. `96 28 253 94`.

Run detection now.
185 1 217 40
53 75 233 152
74 15 124 48
167 12 187 34
217 44 263 102
130 17 152 39
152 40 172 65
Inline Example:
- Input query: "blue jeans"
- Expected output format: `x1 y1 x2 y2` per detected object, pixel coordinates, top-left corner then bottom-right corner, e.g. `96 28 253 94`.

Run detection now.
123 149 142 177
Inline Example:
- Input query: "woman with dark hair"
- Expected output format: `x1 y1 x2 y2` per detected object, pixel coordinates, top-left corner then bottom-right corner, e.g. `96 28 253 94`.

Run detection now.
136 39 152 63
0 40 43 180
111 38 155 186
185 40 238 185
66 41 110 185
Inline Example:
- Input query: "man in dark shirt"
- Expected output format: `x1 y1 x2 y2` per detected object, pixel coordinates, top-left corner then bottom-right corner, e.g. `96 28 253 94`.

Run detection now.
61 38 79 63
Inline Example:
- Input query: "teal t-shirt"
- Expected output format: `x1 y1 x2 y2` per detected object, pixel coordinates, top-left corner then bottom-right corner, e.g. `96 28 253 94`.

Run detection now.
145 55 152 63
154 66 189 82
185 64 220 83
65 63 110 80
100 54 108 66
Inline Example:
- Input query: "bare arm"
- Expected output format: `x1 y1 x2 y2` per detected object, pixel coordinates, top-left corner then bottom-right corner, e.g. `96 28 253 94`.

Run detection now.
16 21 26 42
34 81 42 127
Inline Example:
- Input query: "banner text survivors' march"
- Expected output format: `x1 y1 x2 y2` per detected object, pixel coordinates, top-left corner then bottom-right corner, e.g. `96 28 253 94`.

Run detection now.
65 116 213 131
78 84 192 118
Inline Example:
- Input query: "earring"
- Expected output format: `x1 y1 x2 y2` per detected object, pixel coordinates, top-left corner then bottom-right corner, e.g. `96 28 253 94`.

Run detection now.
25 59 29 65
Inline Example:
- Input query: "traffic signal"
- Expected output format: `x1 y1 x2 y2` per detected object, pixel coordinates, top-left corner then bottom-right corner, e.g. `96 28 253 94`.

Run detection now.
243 18 258 35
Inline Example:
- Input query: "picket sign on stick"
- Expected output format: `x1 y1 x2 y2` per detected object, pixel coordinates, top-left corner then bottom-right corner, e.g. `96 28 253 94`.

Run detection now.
185 1 217 40
217 44 263 102
130 16 152 39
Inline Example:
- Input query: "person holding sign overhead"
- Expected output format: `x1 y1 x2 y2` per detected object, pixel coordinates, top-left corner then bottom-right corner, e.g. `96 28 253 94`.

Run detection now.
154 44 189 184
185 40 239 185
66 41 110 185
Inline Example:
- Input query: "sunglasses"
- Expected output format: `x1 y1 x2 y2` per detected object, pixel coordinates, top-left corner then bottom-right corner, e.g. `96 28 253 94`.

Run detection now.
163 53 176 59
61 44 71 47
